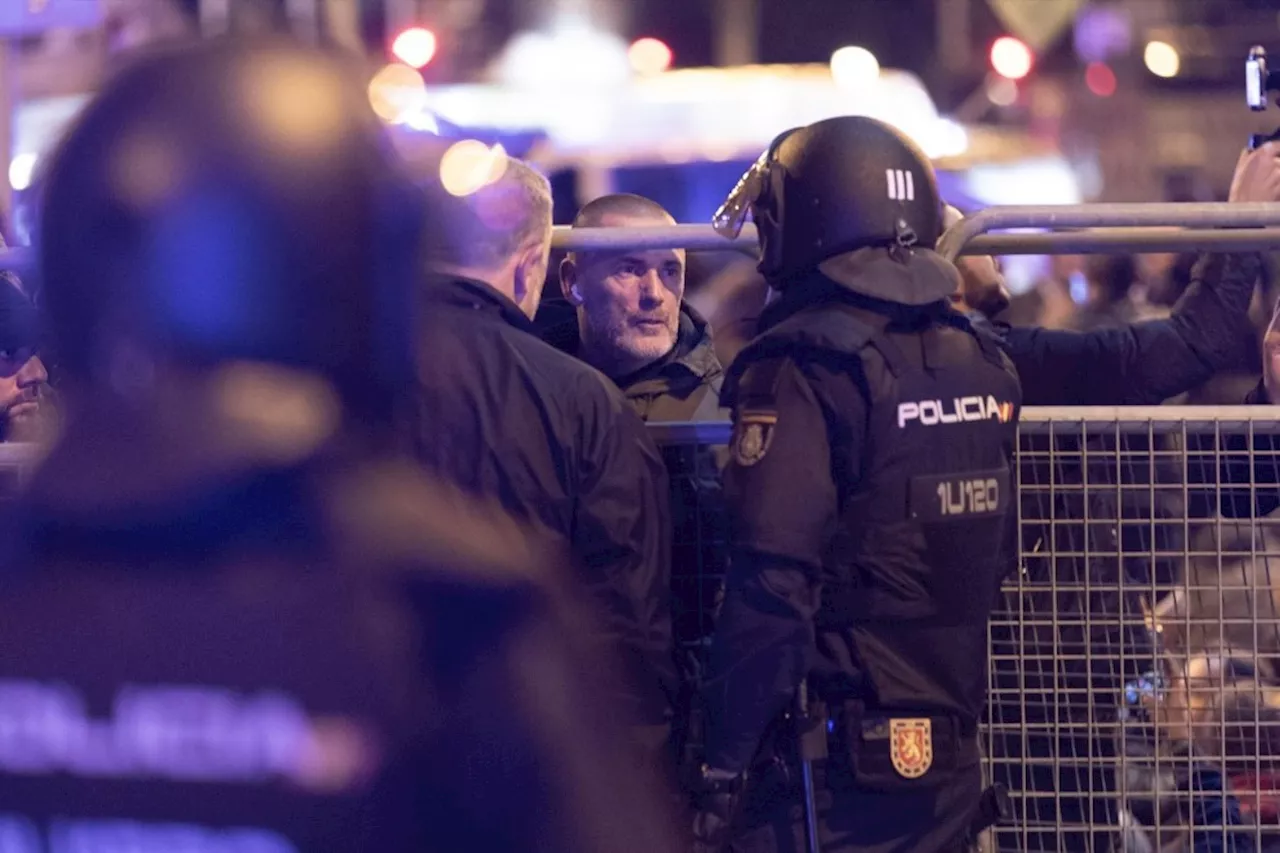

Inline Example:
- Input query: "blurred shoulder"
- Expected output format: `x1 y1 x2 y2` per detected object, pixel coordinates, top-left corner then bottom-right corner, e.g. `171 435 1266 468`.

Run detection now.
323 457 568 598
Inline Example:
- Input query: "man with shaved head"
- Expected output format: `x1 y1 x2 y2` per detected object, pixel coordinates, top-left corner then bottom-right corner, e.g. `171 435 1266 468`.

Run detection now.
553 193 725 421
549 194 730 791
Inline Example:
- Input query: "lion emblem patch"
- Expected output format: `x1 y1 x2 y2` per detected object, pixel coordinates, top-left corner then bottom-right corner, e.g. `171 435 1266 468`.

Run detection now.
889 718 933 778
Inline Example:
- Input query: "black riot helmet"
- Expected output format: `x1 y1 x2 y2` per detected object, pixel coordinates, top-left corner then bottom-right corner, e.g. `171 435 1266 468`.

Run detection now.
714 116 947 300
36 38 424 419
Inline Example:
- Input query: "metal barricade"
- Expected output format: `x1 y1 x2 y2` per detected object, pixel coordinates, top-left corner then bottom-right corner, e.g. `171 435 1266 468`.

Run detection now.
650 407 1280 853
6 201 1280 272
539 201 1280 261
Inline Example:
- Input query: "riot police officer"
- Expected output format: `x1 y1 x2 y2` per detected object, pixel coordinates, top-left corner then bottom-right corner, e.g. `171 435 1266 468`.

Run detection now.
0 38 680 853
692 116 1022 853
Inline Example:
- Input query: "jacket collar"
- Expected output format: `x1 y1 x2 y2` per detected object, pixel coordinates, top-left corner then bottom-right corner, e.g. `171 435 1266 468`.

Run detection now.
617 304 722 393
425 276 537 336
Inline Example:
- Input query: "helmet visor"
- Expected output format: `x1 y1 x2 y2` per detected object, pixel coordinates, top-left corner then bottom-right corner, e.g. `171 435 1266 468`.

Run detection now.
712 148 771 239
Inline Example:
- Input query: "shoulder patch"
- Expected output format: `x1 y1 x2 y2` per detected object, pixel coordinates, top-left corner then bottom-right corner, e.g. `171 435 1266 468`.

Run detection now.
730 410 777 467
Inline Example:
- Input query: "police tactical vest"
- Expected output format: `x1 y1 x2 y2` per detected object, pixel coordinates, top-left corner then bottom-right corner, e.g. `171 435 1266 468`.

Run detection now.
729 298 1022 724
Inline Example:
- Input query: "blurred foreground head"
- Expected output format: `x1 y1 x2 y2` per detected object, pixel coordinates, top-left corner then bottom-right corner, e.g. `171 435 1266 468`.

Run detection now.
37 37 422 425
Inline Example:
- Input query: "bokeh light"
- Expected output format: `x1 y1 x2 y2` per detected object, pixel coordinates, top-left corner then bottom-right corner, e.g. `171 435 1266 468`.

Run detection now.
368 63 428 124
628 37 673 75
8 153 37 192
439 140 509 197
829 46 880 89
990 36 1034 80
1144 41 1180 78
987 78 1019 107
1085 62 1117 97
392 28 438 70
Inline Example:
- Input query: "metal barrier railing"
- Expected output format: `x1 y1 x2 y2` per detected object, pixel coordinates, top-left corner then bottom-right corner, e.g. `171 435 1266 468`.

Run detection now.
6 202 1280 273
651 407 1280 853
543 201 1280 262
934 201 1280 261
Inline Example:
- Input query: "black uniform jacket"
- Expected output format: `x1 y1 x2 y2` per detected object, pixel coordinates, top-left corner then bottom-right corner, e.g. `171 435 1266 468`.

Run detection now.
702 250 1021 774
405 276 678 729
0 384 683 853
981 253 1261 405
543 302 729 649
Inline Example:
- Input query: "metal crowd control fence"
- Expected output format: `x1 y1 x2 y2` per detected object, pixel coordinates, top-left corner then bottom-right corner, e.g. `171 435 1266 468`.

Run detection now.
541 201 1280 261
652 408 1280 853
5 201 1280 271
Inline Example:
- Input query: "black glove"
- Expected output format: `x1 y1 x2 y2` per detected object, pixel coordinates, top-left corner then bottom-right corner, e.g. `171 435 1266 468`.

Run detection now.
691 764 747 853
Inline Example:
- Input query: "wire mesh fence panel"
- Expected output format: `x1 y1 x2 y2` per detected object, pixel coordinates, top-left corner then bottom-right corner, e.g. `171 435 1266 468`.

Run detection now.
650 409 1280 853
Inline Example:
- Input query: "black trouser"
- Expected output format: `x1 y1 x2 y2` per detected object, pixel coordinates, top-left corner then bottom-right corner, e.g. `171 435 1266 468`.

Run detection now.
729 706 983 853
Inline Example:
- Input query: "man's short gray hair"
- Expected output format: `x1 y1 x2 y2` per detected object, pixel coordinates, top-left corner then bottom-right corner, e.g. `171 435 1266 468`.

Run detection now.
567 194 676 266
421 155 554 271
572 193 674 229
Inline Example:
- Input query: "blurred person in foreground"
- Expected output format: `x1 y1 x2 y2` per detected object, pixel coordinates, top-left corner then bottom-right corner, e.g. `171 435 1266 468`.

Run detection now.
949 146 1276 853
400 152 679 786
0 38 680 853
549 192 729 777
693 116 1022 853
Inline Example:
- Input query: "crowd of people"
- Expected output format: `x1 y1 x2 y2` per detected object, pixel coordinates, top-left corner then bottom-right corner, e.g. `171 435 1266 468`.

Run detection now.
6 32 1280 853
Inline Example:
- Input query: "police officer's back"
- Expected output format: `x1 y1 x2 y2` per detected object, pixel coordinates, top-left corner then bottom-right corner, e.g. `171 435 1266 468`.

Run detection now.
0 39 681 853
693 117 1022 853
